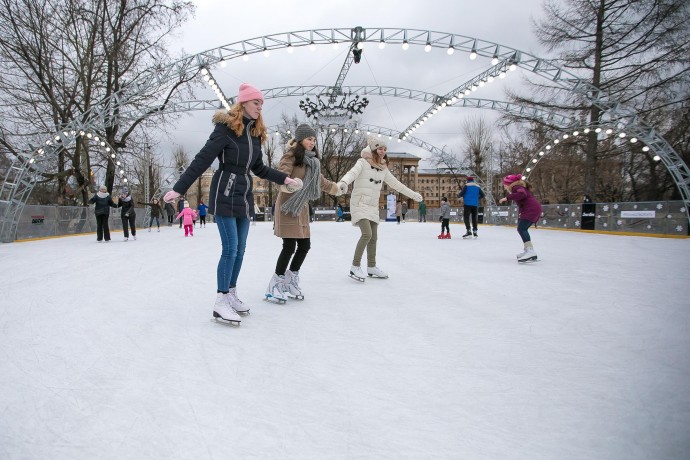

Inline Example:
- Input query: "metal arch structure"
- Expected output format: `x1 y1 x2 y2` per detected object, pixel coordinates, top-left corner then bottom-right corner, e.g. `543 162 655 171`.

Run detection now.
1 26 688 241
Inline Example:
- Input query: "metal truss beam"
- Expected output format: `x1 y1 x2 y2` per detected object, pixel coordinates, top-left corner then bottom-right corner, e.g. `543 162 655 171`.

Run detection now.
2 27 688 241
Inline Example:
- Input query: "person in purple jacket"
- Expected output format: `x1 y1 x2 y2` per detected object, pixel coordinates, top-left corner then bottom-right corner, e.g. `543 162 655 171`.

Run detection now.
499 174 542 262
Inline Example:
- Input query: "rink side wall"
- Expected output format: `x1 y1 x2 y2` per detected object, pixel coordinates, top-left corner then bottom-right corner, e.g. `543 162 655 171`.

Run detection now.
1 200 688 241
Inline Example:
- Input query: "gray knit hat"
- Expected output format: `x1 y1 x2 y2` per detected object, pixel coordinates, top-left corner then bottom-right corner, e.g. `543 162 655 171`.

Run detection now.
295 124 317 142
367 135 387 151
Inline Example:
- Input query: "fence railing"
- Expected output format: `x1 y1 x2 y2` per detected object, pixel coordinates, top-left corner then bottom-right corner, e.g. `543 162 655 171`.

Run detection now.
2 200 688 242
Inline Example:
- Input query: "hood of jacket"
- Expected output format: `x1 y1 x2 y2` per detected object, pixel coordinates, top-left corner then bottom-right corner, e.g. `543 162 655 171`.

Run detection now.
212 110 234 128
360 145 387 170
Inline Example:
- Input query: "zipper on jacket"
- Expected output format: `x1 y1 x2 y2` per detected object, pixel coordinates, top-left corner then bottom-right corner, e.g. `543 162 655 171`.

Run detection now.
243 121 254 219
223 173 236 196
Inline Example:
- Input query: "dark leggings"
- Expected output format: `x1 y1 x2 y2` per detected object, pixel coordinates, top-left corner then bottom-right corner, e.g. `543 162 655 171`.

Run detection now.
200 215 206 225
517 219 534 243
441 218 449 233
121 213 136 238
275 238 311 275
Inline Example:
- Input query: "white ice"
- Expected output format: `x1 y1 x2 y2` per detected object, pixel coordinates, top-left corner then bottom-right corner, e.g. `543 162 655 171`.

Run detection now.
1 221 689 459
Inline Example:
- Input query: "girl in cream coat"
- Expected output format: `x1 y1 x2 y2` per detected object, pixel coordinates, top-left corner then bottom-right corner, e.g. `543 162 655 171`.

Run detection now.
337 136 423 281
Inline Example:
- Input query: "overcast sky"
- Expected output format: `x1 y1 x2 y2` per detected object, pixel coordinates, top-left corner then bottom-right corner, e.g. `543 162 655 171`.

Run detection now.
158 0 552 167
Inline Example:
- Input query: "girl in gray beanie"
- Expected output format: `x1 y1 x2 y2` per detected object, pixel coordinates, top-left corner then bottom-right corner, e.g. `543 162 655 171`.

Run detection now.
265 124 342 303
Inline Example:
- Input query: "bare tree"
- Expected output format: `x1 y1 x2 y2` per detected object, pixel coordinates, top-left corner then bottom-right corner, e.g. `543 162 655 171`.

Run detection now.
461 115 494 179
0 0 196 205
508 0 690 199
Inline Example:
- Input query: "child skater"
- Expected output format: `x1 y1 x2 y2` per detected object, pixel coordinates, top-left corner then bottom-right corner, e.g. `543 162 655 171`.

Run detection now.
438 196 451 239
337 136 423 281
176 201 198 237
498 174 543 262
265 123 341 303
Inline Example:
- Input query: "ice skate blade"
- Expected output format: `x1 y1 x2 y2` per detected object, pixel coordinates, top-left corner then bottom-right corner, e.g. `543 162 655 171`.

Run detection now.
367 274 389 279
349 273 365 282
233 309 251 315
287 294 305 300
264 295 287 304
212 312 241 325
517 256 538 263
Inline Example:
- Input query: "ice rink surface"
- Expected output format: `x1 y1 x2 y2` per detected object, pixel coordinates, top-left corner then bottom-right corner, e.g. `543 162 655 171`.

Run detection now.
1 221 689 459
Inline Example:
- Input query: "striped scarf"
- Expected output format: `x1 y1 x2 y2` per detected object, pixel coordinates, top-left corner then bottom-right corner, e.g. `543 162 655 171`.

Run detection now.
281 151 321 217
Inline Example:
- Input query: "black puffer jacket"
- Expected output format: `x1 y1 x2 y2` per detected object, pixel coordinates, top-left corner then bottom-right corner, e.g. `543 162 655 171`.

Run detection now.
172 111 287 218
89 192 116 216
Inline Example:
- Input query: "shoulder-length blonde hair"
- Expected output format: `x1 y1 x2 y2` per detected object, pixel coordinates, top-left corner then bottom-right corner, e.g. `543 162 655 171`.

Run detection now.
227 103 267 143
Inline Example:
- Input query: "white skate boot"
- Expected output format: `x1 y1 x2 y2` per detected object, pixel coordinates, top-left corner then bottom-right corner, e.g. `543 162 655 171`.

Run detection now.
228 287 250 314
367 266 389 279
213 293 241 324
349 265 366 282
517 248 538 263
265 273 288 304
284 270 304 300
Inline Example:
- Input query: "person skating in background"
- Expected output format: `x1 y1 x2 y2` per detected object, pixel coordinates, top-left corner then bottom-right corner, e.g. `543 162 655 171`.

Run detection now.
164 201 175 226
139 197 163 232
163 82 299 324
116 187 137 241
175 201 198 237
401 200 408 222
395 201 402 224
336 203 344 222
458 176 485 239
265 123 341 303
418 199 427 222
89 185 116 242
177 196 185 228
498 174 543 262
197 200 208 228
438 196 451 239
337 136 423 281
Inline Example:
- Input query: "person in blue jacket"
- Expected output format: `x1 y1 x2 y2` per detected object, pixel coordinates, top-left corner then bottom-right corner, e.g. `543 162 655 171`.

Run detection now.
458 176 485 238
197 199 208 228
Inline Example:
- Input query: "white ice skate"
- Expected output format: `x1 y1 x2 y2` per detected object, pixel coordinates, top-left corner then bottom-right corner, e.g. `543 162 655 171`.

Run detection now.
349 265 366 282
228 287 250 314
517 248 538 263
213 293 241 325
265 273 288 304
284 270 304 300
367 266 389 279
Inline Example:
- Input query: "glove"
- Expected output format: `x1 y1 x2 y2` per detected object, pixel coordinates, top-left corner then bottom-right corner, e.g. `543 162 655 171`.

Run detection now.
439 216 443 222
163 190 180 203
411 192 423 202
286 177 303 193
337 182 348 195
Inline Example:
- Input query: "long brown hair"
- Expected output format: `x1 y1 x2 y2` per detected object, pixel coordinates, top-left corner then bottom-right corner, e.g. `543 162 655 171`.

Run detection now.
227 103 267 143
371 147 387 165
291 141 319 167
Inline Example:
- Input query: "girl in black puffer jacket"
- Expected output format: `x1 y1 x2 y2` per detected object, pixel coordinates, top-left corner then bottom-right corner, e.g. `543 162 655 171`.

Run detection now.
163 83 299 324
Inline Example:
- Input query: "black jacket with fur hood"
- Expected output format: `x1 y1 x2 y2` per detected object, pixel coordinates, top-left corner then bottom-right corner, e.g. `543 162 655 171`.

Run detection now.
172 111 288 218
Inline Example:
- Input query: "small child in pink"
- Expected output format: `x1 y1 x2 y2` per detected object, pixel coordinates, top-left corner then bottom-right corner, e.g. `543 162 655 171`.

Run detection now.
175 201 198 237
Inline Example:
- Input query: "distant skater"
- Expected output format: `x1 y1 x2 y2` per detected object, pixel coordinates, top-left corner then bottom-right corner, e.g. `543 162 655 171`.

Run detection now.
438 196 451 239
498 174 543 262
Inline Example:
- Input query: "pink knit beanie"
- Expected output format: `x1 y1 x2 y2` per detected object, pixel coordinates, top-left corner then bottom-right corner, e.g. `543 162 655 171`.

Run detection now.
503 174 523 186
237 83 264 103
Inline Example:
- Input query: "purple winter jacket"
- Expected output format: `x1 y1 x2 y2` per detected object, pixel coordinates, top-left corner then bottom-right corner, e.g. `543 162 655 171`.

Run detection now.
506 185 542 223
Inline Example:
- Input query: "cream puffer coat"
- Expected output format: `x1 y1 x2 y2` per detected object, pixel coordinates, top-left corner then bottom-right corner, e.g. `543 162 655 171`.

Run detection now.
274 142 339 239
339 146 422 225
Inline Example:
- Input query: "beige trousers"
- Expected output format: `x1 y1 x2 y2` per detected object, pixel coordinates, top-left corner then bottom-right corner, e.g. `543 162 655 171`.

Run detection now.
352 219 378 267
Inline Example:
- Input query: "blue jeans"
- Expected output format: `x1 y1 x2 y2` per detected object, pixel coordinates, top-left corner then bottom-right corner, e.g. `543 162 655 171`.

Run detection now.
517 219 534 243
215 215 250 291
